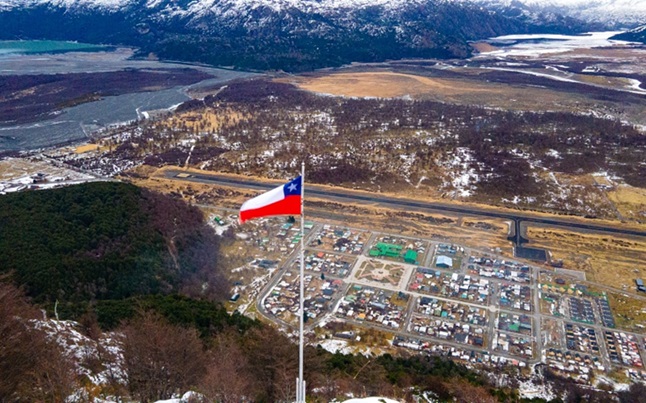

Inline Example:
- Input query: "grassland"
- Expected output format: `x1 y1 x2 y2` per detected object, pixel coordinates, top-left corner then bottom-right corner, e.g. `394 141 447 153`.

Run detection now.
605 292 646 332
283 71 612 114
164 108 245 133
607 185 646 222
528 227 646 293
285 71 497 98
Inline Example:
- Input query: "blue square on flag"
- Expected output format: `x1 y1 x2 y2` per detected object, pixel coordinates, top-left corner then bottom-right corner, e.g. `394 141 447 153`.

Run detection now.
284 176 302 196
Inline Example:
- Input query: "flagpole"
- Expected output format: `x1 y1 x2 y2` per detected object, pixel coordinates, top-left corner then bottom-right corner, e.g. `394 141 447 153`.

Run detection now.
297 161 306 403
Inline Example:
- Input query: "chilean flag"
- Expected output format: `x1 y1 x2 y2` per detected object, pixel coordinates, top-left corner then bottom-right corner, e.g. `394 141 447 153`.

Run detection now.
239 176 302 223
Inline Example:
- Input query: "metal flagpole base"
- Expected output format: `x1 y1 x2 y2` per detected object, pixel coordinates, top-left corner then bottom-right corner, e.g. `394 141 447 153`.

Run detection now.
295 378 306 403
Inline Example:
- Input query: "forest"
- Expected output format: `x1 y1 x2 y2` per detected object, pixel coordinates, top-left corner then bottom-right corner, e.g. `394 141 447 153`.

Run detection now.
0 182 228 310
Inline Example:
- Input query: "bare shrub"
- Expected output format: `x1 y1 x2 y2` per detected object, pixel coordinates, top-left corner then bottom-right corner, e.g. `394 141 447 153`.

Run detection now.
0 282 75 401
120 312 206 403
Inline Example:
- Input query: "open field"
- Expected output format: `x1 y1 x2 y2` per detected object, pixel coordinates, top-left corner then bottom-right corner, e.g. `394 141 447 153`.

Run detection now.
607 185 646 223
605 292 646 332
284 71 589 111
83 75 645 224
74 143 111 154
528 227 646 293
127 166 645 235
282 70 631 115
285 71 497 98
164 109 245 133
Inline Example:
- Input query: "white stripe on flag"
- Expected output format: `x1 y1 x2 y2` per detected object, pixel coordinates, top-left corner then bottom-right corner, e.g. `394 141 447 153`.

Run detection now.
240 184 285 211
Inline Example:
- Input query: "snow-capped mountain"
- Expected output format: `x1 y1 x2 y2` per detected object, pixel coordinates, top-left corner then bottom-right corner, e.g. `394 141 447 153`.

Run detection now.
473 0 646 29
0 0 594 71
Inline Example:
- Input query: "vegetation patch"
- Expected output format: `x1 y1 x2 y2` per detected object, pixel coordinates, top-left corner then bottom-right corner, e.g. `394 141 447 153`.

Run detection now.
0 182 228 308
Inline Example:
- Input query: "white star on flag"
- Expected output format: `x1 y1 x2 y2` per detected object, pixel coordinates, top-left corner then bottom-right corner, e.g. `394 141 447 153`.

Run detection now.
288 183 298 192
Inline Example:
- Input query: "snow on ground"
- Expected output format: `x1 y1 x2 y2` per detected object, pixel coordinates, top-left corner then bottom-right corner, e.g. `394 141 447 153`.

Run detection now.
517 378 556 401
153 391 202 403
594 374 631 392
342 397 401 403
484 67 581 84
317 338 355 355
479 31 633 58
438 147 479 198
36 319 125 388
626 78 646 93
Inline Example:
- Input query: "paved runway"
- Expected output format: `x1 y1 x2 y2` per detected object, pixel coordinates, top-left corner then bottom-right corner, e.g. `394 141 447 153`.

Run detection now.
165 170 646 238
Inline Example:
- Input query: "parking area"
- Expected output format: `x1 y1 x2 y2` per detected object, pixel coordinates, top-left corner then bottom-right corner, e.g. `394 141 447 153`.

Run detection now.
604 332 643 368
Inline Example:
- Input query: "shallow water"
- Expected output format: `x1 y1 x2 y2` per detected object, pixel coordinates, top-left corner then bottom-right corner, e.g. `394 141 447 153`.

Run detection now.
0 43 257 151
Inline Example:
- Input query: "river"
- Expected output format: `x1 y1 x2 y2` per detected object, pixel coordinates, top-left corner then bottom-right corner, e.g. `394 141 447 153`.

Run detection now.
0 42 257 151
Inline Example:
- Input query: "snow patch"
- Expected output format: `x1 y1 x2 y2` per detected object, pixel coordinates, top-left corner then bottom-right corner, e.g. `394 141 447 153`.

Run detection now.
342 397 401 403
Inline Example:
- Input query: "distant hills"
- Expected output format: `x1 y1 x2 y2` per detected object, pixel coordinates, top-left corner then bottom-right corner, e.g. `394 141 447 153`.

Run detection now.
611 24 646 43
0 0 594 71
474 0 646 30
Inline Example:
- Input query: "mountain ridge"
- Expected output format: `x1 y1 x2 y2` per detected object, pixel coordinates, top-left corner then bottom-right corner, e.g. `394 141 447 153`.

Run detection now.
0 0 597 71
611 24 646 43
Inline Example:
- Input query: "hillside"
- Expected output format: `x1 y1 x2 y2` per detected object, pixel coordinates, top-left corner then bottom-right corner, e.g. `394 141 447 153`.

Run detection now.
0 182 228 309
79 78 645 220
611 25 646 43
0 0 591 71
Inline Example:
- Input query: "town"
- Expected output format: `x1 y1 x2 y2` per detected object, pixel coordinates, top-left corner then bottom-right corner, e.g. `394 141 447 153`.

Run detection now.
221 216 646 388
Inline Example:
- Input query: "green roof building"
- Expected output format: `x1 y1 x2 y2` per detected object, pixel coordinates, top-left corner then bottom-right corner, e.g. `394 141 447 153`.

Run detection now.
404 249 418 264
369 242 403 258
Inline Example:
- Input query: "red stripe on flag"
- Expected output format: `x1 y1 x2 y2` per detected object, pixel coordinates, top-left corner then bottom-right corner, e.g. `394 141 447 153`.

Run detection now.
240 194 301 223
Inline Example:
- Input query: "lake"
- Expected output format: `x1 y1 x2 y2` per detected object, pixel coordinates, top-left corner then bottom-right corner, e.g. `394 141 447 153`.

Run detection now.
0 40 111 56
